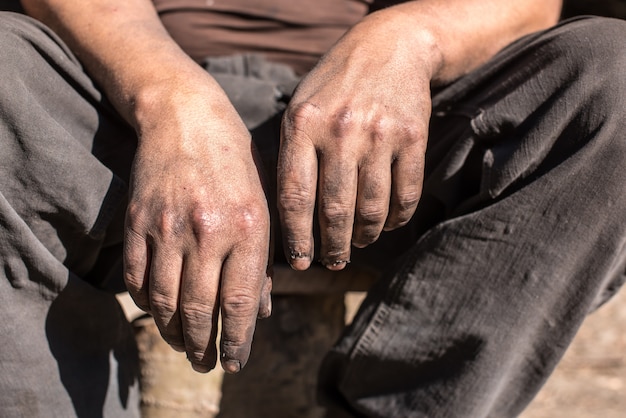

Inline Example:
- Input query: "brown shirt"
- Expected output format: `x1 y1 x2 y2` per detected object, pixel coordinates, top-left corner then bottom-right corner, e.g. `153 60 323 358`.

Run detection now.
152 0 374 74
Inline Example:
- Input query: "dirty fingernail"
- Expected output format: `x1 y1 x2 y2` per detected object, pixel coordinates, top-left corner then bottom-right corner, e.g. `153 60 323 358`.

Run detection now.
191 363 212 373
323 259 350 271
223 360 241 374
289 250 311 267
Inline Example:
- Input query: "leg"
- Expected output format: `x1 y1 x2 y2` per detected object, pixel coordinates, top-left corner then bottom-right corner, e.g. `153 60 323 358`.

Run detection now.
0 13 139 417
320 17 626 417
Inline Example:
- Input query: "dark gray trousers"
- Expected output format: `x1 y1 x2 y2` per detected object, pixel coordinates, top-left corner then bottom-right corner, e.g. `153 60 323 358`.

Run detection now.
0 11 624 418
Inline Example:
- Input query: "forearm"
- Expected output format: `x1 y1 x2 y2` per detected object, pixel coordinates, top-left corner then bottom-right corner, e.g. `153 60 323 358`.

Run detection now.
20 0 228 135
364 0 563 84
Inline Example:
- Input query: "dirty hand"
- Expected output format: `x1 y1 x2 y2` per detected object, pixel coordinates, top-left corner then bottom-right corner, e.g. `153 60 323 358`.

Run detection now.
123 76 271 374
278 10 437 270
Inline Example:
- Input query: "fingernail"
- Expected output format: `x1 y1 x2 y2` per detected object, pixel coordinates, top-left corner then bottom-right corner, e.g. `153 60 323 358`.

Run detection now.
289 251 311 270
191 363 212 373
323 259 350 271
223 360 241 374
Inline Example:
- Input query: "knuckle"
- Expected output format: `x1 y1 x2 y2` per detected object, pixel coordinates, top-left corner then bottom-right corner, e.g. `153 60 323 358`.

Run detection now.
367 117 391 145
387 190 421 228
125 201 145 224
233 205 268 235
189 206 220 239
123 269 144 291
150 291 179 317
401 120 423 142
356 201 387 225
284 101 319 134
156 209 186 237
330 107 355 139
221 291 259 318
190 203 269 242
279 187 315 214
320 200 353 226
181 302 214 328
395 190 421 214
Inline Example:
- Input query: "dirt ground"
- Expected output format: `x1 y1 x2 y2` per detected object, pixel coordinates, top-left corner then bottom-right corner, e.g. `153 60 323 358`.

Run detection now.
521 288 626 417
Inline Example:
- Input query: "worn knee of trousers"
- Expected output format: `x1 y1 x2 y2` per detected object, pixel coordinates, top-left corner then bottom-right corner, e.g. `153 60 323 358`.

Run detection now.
555 17 626 121
0 12 79 81
0 13 78 118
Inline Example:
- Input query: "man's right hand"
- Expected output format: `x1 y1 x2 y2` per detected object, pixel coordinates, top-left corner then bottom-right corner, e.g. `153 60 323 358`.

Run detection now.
123 75 272 374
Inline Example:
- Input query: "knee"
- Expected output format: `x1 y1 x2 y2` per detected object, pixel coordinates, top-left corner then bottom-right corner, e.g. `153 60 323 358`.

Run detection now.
0 12 81 103
540 17 626 128
554 17 626 93
0 12 37 45
0 12 73 70
0 13 41 72
556 17 626 60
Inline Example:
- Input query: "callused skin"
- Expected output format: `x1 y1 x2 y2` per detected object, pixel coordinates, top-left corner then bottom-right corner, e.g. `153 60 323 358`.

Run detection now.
21 0 562 373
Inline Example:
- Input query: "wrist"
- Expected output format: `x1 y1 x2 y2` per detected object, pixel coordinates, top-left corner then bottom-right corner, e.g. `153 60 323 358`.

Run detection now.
129 65 237 144
361 5 444 82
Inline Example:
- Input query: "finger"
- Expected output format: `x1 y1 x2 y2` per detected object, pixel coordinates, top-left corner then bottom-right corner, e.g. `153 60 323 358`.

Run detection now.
179 248 221 373
149 242 185 351
318 154 358 270
219 245 267 374
123 221 151 313
258 272 273 319
259 209 274 319
385 146 424 230
278 110 318 270
352 157 392 248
